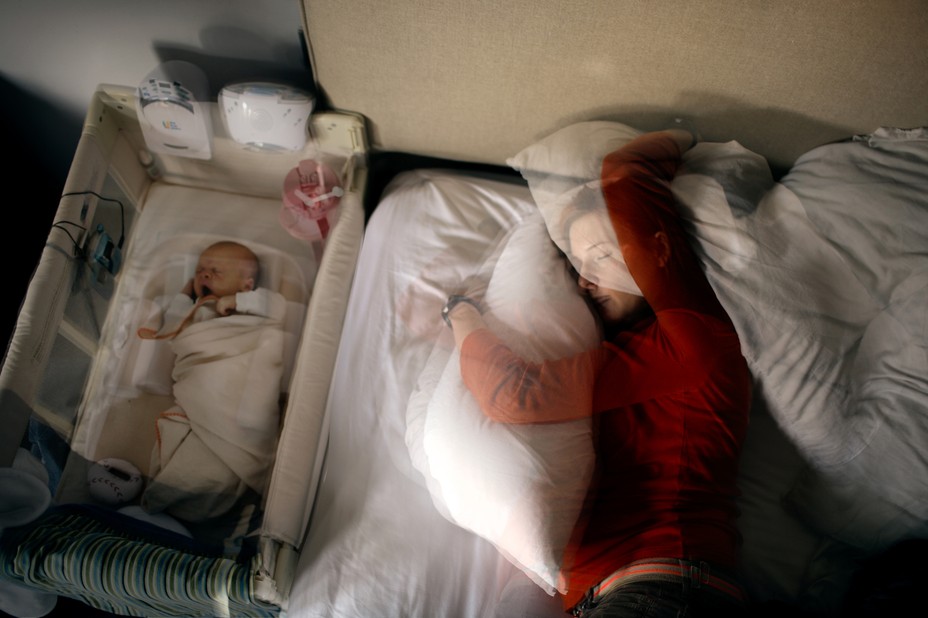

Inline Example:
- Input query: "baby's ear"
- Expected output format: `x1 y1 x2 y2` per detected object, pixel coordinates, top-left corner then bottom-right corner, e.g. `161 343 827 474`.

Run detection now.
242 277 255 292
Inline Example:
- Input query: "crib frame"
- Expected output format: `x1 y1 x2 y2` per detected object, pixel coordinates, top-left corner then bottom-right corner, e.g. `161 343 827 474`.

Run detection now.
0 85 368 615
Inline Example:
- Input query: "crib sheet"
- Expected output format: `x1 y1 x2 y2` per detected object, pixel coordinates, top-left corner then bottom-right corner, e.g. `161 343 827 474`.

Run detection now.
57 182 317 544
289 167 845 617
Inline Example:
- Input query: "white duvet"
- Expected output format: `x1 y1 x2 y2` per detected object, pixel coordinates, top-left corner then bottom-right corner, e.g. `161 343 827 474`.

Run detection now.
737 129 928 550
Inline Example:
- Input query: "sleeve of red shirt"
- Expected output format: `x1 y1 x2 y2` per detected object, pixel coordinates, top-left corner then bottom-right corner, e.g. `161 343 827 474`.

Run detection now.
601 133 729 321
460 329 604 424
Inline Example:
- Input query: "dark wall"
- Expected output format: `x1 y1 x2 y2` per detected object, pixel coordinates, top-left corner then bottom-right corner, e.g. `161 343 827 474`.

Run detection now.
1 77 82 355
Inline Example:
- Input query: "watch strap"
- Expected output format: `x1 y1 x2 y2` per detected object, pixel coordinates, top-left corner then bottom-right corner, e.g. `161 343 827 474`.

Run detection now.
441 294 480 327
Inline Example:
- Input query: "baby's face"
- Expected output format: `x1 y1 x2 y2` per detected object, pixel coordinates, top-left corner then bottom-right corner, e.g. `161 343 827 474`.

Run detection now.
193 247 255 298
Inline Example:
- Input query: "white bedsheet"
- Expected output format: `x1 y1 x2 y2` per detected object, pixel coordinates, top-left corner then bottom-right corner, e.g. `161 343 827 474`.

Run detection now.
291 170 567 617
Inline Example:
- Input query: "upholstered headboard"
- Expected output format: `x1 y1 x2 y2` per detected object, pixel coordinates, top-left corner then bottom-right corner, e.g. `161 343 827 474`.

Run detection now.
301 0 927 173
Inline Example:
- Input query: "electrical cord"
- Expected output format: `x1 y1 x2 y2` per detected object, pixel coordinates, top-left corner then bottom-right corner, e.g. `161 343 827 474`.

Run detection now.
52 191 127 266
60 190 126 248
49 221 88 258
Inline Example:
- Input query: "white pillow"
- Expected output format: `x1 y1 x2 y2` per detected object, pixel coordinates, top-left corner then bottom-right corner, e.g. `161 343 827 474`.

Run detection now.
507 120 642 202
507 120 770 287
406 212 600 594
506 121 641 271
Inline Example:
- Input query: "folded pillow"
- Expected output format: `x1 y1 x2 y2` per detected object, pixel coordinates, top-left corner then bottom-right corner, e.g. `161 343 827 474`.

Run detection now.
507 120 772 282
406 212 599 594
507 120 642 212
506 121 640 278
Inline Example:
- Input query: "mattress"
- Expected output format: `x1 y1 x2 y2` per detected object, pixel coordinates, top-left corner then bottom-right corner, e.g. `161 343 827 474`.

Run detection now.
48 181 316 554
291 170 556 617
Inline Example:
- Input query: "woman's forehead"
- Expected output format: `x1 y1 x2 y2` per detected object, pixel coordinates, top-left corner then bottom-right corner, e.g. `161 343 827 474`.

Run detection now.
569 210 616 249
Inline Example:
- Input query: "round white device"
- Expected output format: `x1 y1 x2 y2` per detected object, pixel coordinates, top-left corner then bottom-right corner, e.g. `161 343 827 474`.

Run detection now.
220 82 314 152
87 458 143 505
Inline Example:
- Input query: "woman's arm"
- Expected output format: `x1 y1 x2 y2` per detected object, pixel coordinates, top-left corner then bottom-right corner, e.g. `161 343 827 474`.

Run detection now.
447 302 602 424
602 130 728 321
446 301 485 349
663 128 696 153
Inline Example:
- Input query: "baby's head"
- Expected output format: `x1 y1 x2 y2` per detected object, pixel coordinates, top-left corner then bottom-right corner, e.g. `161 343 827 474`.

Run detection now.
193 241 259 298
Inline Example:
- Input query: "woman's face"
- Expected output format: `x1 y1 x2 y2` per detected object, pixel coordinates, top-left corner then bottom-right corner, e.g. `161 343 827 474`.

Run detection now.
568 211 649 328
576 273 650 328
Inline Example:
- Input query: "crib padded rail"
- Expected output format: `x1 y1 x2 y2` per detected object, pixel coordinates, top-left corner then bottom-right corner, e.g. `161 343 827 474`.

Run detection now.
0 505 280 617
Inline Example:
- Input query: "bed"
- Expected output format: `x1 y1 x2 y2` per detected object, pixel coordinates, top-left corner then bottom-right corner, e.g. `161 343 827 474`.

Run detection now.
0 86 368 616
2 2 926 617
288 128 928 617
285 1 926 617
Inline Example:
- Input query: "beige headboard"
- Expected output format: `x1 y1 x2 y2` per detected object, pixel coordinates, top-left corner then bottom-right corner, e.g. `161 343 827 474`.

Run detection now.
302 0 927 173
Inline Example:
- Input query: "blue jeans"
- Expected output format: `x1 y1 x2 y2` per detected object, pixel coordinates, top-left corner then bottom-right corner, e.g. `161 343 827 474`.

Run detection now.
572 564 747 618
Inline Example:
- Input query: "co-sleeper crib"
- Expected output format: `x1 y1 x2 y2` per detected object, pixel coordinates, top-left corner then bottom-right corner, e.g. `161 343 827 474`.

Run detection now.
0 84 368 616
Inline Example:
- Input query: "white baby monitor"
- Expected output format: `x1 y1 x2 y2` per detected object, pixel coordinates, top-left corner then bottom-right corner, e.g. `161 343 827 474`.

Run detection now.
137 61 213 160
219 82 314 152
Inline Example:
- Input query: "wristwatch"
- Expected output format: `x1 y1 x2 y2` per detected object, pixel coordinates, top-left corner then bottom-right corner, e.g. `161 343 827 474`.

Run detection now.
441 295 481 327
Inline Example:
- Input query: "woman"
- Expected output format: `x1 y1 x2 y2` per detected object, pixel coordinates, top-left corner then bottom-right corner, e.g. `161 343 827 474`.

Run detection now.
443 130 751 617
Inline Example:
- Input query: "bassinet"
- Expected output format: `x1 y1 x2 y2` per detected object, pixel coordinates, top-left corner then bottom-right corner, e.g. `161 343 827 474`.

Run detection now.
0 84 368 616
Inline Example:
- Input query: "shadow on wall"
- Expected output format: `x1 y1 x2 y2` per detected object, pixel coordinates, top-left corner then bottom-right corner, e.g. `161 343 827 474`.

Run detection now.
150 24 321 104
579 92 856 178
0 76 84 184
1 76 83 354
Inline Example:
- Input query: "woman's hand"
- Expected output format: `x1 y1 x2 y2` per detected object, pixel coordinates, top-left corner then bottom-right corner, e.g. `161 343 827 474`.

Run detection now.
446 300 486 349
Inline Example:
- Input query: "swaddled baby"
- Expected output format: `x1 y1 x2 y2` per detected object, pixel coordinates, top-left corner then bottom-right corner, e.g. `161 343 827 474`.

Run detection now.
139 241 287 522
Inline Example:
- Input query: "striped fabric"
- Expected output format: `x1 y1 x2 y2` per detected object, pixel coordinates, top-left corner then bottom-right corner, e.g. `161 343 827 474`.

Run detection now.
0 507 279 617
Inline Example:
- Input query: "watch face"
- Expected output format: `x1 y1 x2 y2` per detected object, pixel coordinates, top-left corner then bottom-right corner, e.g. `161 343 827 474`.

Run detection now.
442 297 459 326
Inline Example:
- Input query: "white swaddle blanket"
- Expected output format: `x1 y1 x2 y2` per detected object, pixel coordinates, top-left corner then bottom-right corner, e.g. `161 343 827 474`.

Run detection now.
141 293 286 521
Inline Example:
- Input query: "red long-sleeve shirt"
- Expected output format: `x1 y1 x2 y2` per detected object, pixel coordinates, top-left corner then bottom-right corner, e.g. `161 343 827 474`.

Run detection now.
460 133 751 609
